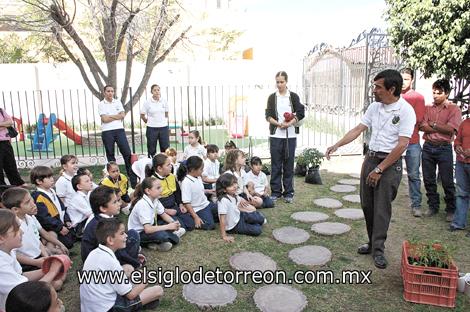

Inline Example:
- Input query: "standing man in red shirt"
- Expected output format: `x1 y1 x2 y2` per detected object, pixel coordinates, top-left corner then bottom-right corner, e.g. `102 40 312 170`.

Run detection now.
400 68 425 217
420 79 462 221
450 115 470 234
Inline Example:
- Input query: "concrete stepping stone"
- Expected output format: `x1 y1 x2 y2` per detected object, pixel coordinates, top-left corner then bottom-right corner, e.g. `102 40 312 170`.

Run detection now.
254 285 308 312
273 227 310 244
342 194 361 203
349 173 361 179
311 222 351 235
334 208 364 220
330 184 356 193
313 198 342 209
229 251 277 272
338 178 360 185
183 283 237 308
288 245 332 266
291 211 329 223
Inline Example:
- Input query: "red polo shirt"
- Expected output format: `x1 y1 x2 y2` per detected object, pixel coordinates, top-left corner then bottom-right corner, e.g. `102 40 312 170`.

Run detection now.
422 101 462 143
455 118 470 163
402 89 425 144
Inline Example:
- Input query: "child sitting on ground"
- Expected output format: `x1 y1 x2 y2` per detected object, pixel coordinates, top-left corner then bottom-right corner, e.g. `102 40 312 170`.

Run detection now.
30 166 75 249
55 155 78 210
6 280 65 312
77 167 99 190
217 173 266 243
128 177 185 252
81 185 144 270
2 187 69 271
80 218 162 312
183 130 206 160
0 209 66 311
202 144 220 201
67 173 94 238
100 161 131 213
245 157 275 208
165 147 179 174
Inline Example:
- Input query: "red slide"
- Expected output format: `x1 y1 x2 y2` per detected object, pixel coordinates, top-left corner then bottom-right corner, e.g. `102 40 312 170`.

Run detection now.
54 118 82 145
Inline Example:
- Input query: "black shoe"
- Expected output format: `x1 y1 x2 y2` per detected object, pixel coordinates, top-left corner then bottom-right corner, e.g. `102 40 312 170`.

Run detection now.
373 254 388 269
357 243 371 255
448 225 464 232
143 299 160 310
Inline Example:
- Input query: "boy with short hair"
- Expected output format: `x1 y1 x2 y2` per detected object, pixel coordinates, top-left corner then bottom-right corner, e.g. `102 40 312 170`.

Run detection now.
67 173 94 238
80 218 162 312
81 185 144 269
245 157 275 208
202 144 220 200
30 166 75 249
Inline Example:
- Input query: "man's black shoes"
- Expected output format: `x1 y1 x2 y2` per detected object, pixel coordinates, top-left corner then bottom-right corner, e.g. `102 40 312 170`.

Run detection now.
374 254 388 269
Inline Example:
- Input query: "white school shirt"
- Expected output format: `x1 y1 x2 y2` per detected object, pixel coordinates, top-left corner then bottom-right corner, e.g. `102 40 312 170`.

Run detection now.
127 195 165 233
0 250 28 310
140 97 169 127
183 144 207 160
37 187 65 222
202 159 220 181
181 175 210 213
16 215 42 258
244 170 268 195
361 98 415 153
224 169 246 195
271 90 297 138
55 173 75 208
217 195 241 231
67 191 92 227
98 99 125 132
131 157 152 182
80 244 133 312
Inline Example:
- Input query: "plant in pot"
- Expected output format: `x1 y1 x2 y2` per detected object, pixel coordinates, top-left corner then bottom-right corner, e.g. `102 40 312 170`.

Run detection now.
294 153 307 176
301 148 324 184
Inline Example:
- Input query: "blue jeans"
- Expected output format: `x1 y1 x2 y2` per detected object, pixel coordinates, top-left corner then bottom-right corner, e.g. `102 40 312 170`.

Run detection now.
452 161 470 228
405 143 422 209
261 195 275 208
422 142 456 213
191 202 218 231
227 211 265 236
269 137 296 198
146 126 169 158
139 226 179 246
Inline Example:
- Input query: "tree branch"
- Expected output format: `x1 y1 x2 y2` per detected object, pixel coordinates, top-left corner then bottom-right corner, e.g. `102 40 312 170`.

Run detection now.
153 26 191 66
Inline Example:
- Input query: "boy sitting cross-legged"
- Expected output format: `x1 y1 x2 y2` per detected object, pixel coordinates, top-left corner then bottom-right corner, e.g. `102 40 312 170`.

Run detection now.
81 185 145 270
67 173 94 238
80 218 162 312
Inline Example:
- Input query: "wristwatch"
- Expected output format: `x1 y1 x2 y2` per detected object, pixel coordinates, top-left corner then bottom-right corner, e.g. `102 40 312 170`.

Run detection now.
374 167 383 174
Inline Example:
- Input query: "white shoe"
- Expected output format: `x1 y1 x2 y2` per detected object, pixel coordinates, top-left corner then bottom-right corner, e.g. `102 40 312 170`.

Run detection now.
174 227 186 238
121 205 131 215
263 218 268 225
148 242 173 252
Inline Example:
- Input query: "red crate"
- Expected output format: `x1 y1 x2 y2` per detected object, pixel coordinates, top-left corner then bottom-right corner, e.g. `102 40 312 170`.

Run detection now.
401 241 458 308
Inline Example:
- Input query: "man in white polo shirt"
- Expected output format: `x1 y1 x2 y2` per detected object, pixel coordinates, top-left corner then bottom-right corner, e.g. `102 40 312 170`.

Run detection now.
326 69 415 269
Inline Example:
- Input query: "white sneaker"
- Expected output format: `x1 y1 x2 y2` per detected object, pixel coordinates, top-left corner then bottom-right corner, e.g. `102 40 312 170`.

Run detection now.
174 227 186 238
263 218 268 225
121 204 131 215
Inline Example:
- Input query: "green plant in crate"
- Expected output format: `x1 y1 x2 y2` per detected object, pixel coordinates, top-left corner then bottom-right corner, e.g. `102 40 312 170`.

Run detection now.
407 240 453 269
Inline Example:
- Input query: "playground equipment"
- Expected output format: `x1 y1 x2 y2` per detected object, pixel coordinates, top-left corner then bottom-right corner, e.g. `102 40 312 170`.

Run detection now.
228 96 248 139
31 113 82 152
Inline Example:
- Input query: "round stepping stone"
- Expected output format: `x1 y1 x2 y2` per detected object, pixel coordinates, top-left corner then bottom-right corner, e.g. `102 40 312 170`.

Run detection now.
338 178 360 185
342 194 361 203
335 208 364 220
183 283 237 308
273 227 310 244
229 251 277 272
291 211 329 223
349 173 361 179
330 184 356 193
311 222 351 235
254 285 308 312
288 245 332 266
313 198 342 209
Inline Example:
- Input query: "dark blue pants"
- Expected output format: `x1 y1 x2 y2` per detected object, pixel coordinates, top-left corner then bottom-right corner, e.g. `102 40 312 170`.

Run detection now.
227 211 265 236
146 126 169 158
139 225 179 246
158 194 196 231
116 229 141 268
189 202 218 231
269 137 296 198
101 129 137 187
261 195 275 208
422 142 455 213
0 141 24 186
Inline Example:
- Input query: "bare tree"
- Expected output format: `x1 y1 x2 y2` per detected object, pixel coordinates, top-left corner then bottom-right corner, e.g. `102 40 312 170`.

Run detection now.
11 0 191 112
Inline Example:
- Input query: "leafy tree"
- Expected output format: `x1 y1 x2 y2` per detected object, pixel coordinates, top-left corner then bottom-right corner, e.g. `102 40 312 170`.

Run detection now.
0 34 35 63
385 0 470 107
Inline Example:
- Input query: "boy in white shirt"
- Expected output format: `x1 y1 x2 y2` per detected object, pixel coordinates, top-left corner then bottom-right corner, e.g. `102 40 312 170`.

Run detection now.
55 155 78 208
202 144 220 201
68 173 94 238
245 157 275 208
80 218 162 312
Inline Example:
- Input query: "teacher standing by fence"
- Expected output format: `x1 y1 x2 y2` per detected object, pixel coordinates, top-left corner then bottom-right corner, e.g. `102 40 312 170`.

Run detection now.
140 84 169 158
0 108 25 187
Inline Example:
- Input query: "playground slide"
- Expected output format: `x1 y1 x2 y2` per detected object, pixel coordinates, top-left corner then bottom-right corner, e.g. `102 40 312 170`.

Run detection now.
55 118 82 145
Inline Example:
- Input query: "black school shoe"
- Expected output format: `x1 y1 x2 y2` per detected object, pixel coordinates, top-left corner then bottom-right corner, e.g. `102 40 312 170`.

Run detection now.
373 254 388 269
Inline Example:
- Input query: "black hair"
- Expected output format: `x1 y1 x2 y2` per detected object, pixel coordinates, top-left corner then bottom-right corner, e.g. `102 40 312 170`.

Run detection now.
250 156 262 166
150 84 160 92
89 185 116 214
60 154 77 166
71 173 88 192
206 144 219 154
216 173 238 202
146 154 168 178
106 161 119 172
77 167 90 175
432 79 451 94
131 177 157 208
1 187 29 209
96 218 123 245
6 281 53 312
189 130 202 144
276 71 288 82
103 85 114 92
30 166 53 185
224 140 237 150
373 69 403 97
400 67 414 80
177 156 204 181
0 209 20 238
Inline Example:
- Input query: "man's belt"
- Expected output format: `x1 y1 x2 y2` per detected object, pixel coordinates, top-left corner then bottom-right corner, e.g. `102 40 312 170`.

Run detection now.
425 141 451 146
366 150 390 159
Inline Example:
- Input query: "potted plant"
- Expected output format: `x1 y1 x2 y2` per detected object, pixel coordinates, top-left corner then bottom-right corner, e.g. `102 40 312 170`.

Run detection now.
294 153 307 176
299 148 324 184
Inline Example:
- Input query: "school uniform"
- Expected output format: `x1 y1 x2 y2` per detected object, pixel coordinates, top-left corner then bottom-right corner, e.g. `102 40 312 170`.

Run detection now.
218 195 265 236
181 175 218 230
141 97 170 157
0 250 28 310
128 195 179 246
67 191 92 237
131 157 152 182
16 215 43 271
81 214 141 269
244 170 275 208
224 169 247 197
80 244 141 312
55 173 75 208
183 144 206 159
32 188 75 249
202 158 220 190
101 174 131 203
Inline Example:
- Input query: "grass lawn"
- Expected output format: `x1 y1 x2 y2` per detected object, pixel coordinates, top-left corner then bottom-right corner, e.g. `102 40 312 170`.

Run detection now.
23 164 470 312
